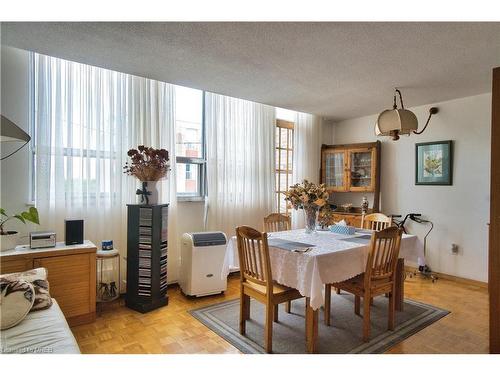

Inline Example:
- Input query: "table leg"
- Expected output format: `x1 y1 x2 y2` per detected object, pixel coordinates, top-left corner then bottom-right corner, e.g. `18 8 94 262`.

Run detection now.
305 297 318 353
395 258 405 311
324 284 331 326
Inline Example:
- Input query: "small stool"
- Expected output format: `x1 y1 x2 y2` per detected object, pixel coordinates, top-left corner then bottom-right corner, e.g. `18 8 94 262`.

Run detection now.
96 249 120 307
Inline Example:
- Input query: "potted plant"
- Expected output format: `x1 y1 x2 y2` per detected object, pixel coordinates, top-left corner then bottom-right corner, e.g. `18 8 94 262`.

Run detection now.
0 207 40 251
284 180 329 234
123 145 170 205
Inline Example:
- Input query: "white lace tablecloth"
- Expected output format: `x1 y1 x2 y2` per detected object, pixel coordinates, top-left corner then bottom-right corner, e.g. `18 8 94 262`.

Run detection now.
223 229 424 310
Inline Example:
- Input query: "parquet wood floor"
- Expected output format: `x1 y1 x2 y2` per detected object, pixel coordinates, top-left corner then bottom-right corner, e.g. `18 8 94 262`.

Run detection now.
71 274 489 354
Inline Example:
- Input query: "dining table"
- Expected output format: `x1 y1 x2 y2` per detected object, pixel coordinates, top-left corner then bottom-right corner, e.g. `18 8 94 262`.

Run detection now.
222 228 424 353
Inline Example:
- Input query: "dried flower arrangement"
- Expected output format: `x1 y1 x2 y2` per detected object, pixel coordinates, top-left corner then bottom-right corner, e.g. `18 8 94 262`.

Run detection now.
284 179 329 210
318 205 336 228
123 146 170 181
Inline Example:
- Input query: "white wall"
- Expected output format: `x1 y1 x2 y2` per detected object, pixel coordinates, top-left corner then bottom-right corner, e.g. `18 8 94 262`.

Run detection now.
332 94 491 282
0 46 33 238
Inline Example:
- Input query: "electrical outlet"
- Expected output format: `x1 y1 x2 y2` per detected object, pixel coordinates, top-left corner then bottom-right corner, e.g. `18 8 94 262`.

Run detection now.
451 243 459 254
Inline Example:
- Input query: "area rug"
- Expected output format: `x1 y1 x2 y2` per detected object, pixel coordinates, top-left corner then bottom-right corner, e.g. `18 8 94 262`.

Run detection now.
190 294 449 353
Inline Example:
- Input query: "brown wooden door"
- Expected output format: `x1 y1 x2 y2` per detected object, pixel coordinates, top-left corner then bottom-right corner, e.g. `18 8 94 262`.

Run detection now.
490 66 500 354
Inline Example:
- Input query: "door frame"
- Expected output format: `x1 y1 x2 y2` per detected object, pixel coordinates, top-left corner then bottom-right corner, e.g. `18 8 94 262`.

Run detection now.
489 66 500 353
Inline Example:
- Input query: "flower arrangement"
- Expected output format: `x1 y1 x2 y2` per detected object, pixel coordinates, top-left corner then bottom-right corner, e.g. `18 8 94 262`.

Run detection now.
284 179 329 210
123 146 170 181
318 205 336 228
285 180 329 234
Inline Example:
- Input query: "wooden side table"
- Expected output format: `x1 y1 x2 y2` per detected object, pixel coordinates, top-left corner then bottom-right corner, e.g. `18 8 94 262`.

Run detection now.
96 249 120 304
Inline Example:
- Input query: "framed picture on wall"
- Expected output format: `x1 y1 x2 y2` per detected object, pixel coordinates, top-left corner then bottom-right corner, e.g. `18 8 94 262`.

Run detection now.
415 140 453 185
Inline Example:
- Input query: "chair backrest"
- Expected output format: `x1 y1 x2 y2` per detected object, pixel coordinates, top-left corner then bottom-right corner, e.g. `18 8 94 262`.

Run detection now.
365 226 403 284
263 213 291 232
236 226 273 288
361 213 393 231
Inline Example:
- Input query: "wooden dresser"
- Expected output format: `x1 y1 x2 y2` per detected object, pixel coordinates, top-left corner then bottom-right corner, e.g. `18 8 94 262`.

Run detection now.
330 211 364 228
0 241 97 326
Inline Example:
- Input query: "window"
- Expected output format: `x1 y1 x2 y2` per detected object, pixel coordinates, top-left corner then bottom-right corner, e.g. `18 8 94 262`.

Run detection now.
175 86 206 200
30 53 124 206
185 164 192 180
275 108 295 216
30 52 206 206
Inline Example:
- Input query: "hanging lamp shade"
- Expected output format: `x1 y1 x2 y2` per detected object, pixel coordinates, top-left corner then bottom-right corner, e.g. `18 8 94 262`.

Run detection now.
1 115 30 142
375 108 418 140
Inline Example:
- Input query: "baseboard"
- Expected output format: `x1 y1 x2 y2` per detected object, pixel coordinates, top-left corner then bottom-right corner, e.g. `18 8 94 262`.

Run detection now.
404 266 488 289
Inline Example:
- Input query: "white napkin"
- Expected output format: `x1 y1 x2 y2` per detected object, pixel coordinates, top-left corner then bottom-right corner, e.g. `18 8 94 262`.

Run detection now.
335 219 348 226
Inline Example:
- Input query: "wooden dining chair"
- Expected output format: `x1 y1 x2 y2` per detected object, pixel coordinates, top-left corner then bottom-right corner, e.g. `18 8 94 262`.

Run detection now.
263 213 291 233
361 213 393 231
236 225 303 353
335 213 393 297
324 226 403 342
263 213 294 313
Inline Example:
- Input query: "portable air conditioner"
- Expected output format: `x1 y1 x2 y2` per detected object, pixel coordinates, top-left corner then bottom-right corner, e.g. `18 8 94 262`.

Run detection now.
180 232 228 297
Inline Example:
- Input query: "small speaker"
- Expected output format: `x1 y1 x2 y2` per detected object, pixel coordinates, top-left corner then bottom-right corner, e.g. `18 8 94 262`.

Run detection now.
65 219 84 245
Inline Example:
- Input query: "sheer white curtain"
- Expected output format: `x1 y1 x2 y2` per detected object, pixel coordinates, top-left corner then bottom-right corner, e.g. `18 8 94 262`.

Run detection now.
291 112 323 229
33 53 179 283
205 92 276 238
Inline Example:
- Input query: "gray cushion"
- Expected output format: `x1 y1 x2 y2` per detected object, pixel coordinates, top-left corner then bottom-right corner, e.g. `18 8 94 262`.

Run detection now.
0 278 35 330
0 299 81 354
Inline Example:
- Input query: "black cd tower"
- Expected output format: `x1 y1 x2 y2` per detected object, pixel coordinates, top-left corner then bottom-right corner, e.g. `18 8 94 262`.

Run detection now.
126 203 169 313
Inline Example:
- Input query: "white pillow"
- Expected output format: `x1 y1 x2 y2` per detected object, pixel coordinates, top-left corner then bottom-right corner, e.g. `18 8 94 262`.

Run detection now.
0 278 35 330
2 268 52 311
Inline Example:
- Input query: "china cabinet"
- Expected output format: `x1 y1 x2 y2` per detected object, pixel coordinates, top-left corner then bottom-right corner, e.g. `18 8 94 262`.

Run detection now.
320 141 381 213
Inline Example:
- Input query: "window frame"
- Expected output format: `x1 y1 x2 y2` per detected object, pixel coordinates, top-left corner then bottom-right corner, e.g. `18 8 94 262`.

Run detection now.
29 52 36 204
175 91 207 202
275 119 294 216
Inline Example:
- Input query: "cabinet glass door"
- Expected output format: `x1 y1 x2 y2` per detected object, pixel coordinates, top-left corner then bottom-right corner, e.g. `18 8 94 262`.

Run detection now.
323 150 346 191
349 149 375 191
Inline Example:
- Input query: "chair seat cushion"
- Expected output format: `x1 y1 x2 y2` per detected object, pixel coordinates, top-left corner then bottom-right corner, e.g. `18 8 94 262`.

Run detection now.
243 280 295 296
334 273 393 295
334 273 365 293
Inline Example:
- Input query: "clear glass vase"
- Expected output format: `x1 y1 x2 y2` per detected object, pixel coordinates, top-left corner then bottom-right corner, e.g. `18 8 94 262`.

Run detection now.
303 206 319 234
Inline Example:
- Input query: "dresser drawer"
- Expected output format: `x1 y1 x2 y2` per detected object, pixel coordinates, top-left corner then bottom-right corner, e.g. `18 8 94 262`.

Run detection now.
331 214 362 228
0 256 34 274
34 253 96 319
350 216 363 228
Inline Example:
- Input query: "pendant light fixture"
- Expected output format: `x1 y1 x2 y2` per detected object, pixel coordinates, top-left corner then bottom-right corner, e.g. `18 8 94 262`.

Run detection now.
375 89 439 141
1 114 31 160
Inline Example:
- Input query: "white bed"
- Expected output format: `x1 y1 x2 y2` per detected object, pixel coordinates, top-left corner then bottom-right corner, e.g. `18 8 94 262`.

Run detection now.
1 299 80 354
